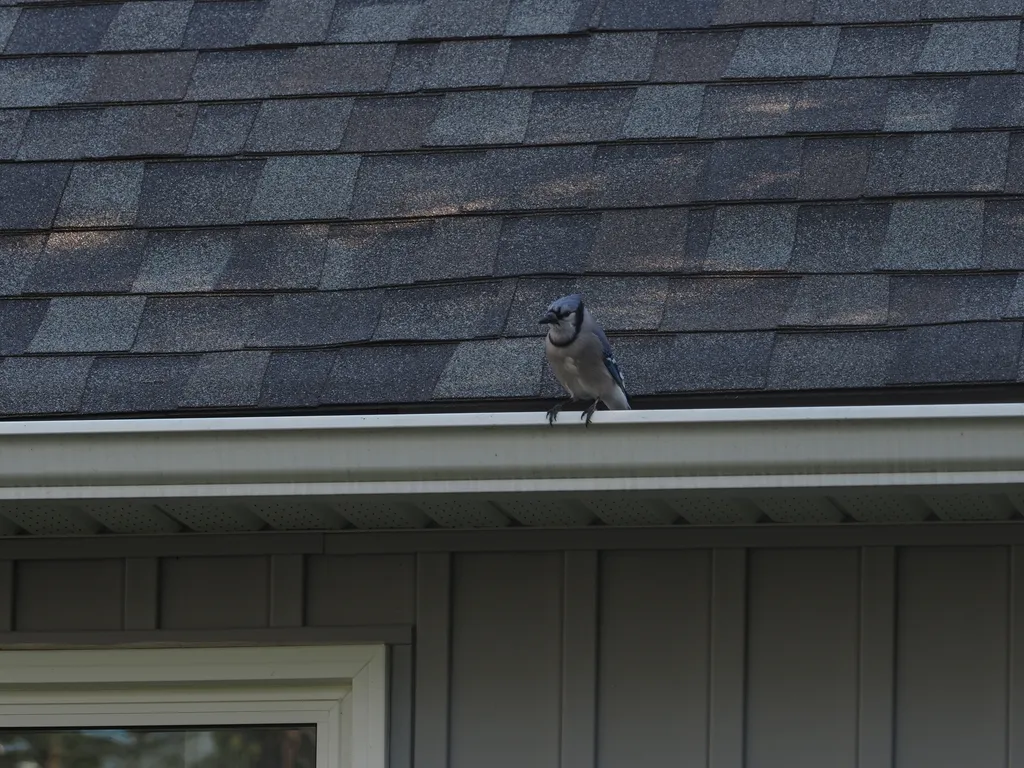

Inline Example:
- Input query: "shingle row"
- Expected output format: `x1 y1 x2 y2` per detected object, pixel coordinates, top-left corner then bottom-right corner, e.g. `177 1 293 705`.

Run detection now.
0 345 454 415
6 199 1024 297
3 134 1020 231
1 1 1022 52
347 134 1023 212
12 75 1024 164
1 283 502 355
4 23 1024 110
9 270 1024 357
0 156 363 230
359 75 1024 141
0 0 599 52
4 319 1024 415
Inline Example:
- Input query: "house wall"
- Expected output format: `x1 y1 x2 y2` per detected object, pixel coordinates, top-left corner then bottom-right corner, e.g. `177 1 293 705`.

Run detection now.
0 527 1018 768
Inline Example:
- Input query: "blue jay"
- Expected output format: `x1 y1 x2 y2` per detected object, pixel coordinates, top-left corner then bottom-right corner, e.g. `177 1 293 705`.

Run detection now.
539 293 630 426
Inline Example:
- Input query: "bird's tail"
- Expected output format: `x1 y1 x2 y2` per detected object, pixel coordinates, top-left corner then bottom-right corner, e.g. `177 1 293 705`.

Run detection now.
605 388 631 411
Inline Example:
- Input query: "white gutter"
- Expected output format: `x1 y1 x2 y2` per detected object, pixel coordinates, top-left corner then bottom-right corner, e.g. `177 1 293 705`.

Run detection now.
1 403 1024 500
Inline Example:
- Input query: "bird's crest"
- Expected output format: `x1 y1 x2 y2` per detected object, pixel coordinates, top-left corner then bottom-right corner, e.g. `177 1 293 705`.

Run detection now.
546 293 584 315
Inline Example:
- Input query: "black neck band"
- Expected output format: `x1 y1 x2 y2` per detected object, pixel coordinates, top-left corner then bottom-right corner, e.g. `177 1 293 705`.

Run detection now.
547 328 580 348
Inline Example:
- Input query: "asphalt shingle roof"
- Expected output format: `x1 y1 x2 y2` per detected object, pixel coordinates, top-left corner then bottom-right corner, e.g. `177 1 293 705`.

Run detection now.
3 0 1024 418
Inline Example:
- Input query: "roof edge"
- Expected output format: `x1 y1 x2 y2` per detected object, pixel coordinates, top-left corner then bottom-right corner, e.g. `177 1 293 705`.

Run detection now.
4 402 1024 435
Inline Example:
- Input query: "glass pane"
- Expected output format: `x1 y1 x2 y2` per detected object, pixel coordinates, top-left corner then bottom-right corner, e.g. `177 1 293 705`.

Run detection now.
0 726 315 768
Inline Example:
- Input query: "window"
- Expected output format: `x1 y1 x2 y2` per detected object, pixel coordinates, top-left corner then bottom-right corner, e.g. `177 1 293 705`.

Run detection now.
0 646 386 768
0 725 317 768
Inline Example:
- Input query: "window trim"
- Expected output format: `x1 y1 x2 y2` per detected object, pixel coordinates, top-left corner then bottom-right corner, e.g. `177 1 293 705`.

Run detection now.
0 644 387 768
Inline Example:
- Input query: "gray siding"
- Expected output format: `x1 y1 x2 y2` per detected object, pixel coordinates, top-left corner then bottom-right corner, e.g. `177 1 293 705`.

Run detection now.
449 553 563 768
598 551 710 768
0 532 1019 767
746 548 860 768
161 555 269 629
15 558 124 631
896 548 1009 768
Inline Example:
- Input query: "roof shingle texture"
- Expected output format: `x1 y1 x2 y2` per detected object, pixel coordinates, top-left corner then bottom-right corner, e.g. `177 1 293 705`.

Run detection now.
2 0 1024 417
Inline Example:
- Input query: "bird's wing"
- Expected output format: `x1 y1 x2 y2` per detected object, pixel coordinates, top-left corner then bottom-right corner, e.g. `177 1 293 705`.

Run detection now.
592 325 627 394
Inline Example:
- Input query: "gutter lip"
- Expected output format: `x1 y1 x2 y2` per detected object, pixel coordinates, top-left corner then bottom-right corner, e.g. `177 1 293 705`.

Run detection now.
5 469 1024 502
2 401 1024 437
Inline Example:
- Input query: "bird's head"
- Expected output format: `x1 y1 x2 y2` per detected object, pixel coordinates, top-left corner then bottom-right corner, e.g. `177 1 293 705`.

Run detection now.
539 293 585 341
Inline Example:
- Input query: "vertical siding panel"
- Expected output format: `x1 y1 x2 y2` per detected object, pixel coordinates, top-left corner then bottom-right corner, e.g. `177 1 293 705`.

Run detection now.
858 547 895 768
123 557 159 631
449 553 562 768
561 550 598 768
389 643 413 768
160 557 269 629
597 550 712 768
15 559 124 631
0 560 12 632
414 553 451 768
896 547 1009 768
709 548 747 768
269 554 304 627
306 555 416 626
746 548 859 768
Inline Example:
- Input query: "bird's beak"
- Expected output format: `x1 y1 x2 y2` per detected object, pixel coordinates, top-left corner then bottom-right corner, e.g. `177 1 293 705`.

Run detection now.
538 311 556 325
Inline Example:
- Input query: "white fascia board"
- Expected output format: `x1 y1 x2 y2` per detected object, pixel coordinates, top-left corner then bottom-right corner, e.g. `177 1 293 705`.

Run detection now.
2 403 1024 500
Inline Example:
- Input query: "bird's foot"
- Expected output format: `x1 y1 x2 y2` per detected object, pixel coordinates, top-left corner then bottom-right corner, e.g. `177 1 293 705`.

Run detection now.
546 401 568 426
581 400 599 427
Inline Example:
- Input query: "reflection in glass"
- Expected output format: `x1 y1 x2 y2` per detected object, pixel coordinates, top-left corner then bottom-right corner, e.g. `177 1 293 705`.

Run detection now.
0 725 315 768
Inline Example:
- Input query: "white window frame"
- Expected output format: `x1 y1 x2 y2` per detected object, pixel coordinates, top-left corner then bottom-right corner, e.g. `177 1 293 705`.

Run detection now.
0 644 387 768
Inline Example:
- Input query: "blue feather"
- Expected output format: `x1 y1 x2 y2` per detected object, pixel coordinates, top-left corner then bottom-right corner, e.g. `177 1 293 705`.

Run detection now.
593 325 627 393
